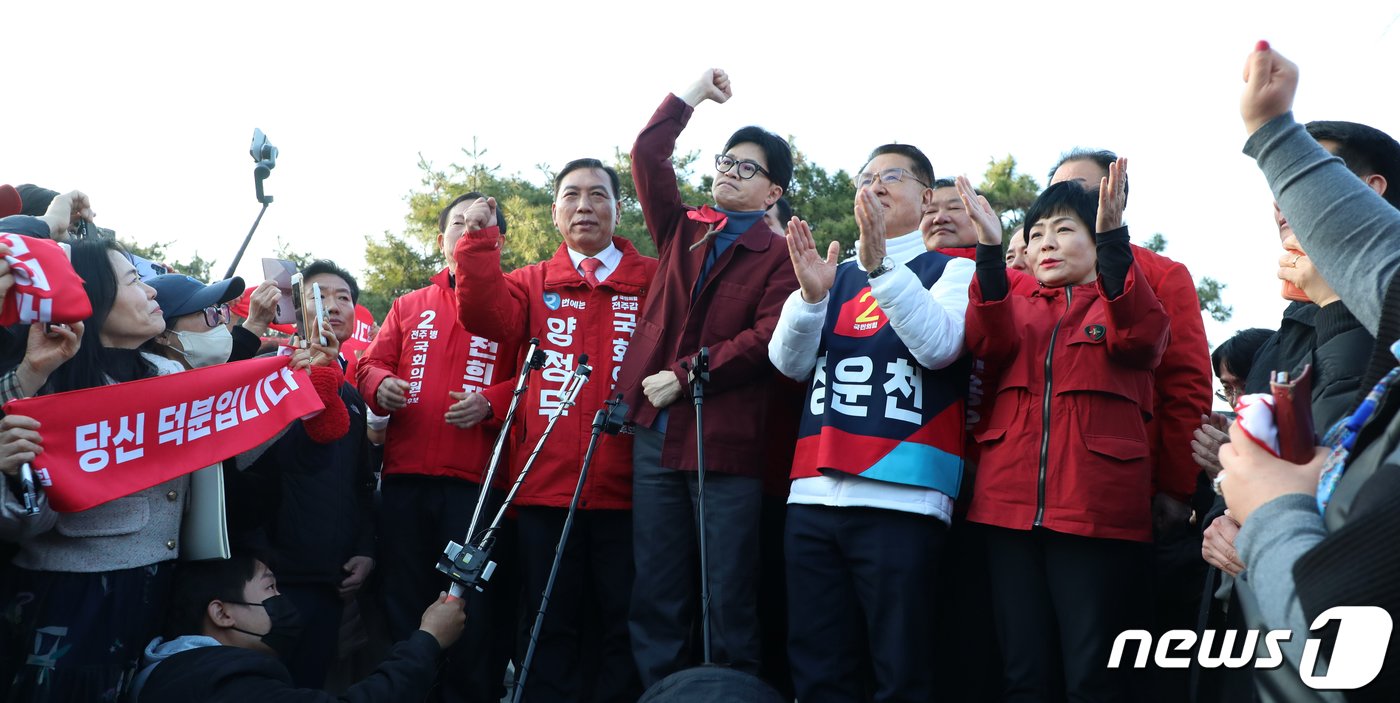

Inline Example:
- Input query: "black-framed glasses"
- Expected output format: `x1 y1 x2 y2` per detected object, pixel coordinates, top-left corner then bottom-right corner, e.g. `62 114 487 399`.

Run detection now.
856 167 929 189
715 154 770 181
203 304 231 327
1215 387 1243 406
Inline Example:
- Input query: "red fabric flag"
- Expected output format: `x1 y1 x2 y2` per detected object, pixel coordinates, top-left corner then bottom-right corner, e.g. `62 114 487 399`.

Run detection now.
0 233 93 326
686 205 729 232
2 356 324 512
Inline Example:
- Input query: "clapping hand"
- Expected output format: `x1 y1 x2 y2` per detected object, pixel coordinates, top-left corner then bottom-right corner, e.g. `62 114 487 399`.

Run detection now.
786 218 839 304
955 175 1002 247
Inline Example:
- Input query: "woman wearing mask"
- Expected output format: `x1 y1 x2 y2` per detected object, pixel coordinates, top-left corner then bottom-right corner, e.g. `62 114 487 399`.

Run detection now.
145 274 247 368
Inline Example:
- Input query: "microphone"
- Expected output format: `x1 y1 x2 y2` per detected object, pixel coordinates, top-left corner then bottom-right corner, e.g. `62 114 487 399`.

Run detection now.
602 394 629 435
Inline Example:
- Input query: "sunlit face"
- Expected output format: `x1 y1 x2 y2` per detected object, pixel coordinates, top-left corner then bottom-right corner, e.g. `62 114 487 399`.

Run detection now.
1026 210 1097 288
552 167 619 256
1006 236 1029 272
100 250 165 349
1050 159 1108 191
920 187 975 250
439 200 475 262
856 153 933 236
304 273 355 343
712 142 782 212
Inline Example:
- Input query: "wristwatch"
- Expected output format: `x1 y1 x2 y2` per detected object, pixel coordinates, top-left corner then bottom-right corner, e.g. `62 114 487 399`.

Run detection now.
867 256 896 279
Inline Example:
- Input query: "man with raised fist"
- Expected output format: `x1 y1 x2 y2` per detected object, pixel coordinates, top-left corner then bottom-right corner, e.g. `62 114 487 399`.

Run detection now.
619 68 798 686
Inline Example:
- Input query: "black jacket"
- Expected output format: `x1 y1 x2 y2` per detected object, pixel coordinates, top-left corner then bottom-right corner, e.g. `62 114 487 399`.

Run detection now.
236 379 375 585
135 631 440 702
1246 301 1374 432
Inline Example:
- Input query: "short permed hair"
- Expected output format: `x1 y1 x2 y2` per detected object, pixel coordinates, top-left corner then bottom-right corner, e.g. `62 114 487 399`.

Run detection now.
1022 180 1100 244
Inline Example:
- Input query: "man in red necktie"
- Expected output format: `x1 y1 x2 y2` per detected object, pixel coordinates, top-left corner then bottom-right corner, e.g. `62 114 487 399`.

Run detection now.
453 159 658 703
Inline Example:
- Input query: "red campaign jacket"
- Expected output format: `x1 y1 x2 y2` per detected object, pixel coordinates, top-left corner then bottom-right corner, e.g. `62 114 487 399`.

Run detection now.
952 243 1212 503
618 94 800 478
455 232 658 510
965 263 1170 542
1130 245 1212 502
355 269 517 483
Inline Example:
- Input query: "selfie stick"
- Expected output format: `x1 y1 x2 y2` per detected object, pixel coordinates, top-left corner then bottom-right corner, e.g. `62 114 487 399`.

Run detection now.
438 357 591 599
513 395 628 703
681 347 713 663
224 128 278 279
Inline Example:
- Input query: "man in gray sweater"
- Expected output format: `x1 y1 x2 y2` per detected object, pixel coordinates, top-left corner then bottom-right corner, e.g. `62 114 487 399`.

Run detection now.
1218 41 1400 701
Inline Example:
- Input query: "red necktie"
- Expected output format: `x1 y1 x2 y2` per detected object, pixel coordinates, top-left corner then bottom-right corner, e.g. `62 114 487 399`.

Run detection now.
580 257 602 288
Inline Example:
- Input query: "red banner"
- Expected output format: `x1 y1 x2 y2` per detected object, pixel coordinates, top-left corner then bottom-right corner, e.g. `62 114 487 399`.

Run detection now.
2 356 324 512
0 233 93 326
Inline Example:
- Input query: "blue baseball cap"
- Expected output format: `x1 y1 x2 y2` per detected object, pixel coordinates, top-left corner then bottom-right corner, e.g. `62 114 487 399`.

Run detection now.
148 274 246 320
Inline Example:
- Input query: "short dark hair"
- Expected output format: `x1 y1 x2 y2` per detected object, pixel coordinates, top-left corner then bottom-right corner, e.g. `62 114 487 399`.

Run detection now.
724 126 792 193
554 158 621 200
931 177 980 197
1211 327 1274 381
437 192 508 235
1305 121 1400 209
1022 180 1099 244
770 196 792 225
1049 148 1129 203
164 554 261 639
863 144 934 188
302 259 359 304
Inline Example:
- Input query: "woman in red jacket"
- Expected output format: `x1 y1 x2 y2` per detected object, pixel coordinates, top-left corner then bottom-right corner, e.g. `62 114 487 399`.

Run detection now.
957 162 1170 702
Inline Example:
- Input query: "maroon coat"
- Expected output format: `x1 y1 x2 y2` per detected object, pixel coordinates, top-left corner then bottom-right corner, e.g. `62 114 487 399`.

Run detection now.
616 94 799 478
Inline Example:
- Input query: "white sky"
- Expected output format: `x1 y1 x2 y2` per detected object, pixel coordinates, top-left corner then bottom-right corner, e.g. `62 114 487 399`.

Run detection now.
5 1 1399 405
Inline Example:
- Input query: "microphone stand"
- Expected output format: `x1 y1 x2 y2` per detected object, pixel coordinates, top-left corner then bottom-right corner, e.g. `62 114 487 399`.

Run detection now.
455 338 546 592
513 395 628 703
438 356 592 598
681 347 713 664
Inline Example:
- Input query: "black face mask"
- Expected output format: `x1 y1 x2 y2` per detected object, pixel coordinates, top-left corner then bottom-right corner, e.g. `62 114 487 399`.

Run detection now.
225 594 304 656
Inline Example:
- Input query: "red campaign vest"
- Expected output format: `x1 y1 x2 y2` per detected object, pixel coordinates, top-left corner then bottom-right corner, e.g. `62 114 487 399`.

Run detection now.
355 270 518 483
456 235 658 510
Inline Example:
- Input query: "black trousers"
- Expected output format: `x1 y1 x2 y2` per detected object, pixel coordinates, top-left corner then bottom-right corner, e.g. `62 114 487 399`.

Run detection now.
785 504 947 703
514 506 639 703
629 426 763 687
278 582 343 689
931 517 1002 703
981 525 1152 703
379 474 516 703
